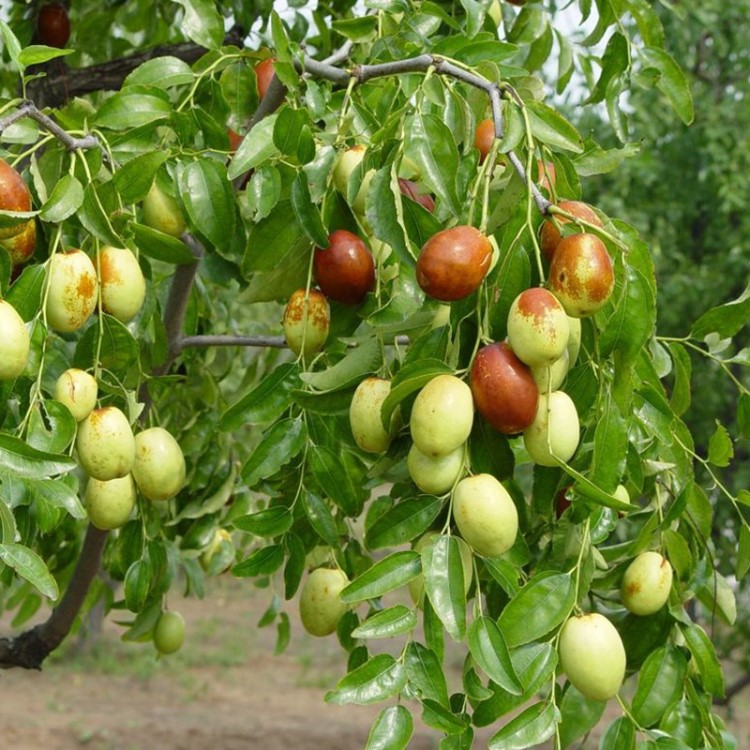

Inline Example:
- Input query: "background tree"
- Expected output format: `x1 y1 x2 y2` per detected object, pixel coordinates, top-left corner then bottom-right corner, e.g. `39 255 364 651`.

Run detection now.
0 1 747 748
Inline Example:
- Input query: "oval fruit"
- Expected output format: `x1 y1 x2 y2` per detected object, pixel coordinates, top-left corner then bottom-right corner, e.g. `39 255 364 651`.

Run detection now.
299 567 349 637
313 230 375 305
538 160 556 192
558 613 626 701
416 226 492 302
133 427 186 501
332 145 373 215
523 391 580 467
37 3 71 47
85 474 136 530
54 368 97 422
45 249 98 332
621 551 673 616
98 246 146 323
1 219 36 266
410 374 474 457
407 443 464 495
77 407 135 481
349 377 398 454
409 532 473 607
540 201 603 262
255 57 275 99
283 288 330 357
200 529 232 572
0 300 29 380
474 118 495 164
549 233 615 318
531 349 570 393
506 287 570 368
0 159 32 239
452 474 518 558
153 610 186 655
142 183 186 237
471 342 538 435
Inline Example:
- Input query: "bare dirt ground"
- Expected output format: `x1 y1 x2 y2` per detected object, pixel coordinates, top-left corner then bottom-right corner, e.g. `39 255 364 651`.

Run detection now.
0 577 747 750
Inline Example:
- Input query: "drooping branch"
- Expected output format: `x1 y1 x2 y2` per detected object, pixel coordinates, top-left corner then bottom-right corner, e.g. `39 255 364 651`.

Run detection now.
0 101 98 150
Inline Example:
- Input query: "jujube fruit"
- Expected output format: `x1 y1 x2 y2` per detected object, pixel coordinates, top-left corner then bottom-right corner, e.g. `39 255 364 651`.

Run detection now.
299 568 349 637
54 368 97 422
255 57 276 100
523 391 580 467
416 226 492 302
621 551 673 615
153 610 186 655
332 145 373 216
558 613 626 701
349 377 399 454
313 230 375 306
132 427 186 501
98 246 146 323
531 349 570 393
0 159 32 239
1 219 36 266
85 474 136 531
45 249 98 333
470 342 538 434
452 474 518 558
549 233 614 318
76 406 135 481
142 183 187 237
283 288 330 357
474 118 495 164
398 178 435 212
540 201 603 262
407 443 464 495
410 374 474 457
0 300 29 380
37 3 71 48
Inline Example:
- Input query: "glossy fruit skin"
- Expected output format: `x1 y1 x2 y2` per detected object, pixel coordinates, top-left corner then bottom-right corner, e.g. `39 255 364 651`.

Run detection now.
37 3 71 47
621 551 673 615
474 118 495 164
45 249 98 333
531 349 570 393
314 230 375 306
410 374 474 457
143 183 186 237
299 568 349 637
132 427 186 501
54 368 97 422
523 391 580 467
507 287 570 368
416 226 492 302
558 613 626 701
409 532 473 607
76 407 135 481
332 146 372 215
153 610 186 655
0 219 36 266
398 178 435 212
349 377 398 453
452 474 518 558
540 201 603 262
407 443 464 495
98 246 146 323
471 342 538 435
0 160 32 240
0 300 29 380
255 58 275 99
549 233 615 318
283 289 330 357
85 474 136 531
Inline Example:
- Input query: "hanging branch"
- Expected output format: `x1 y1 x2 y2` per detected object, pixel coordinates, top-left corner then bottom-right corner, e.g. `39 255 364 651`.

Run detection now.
0 100 98 150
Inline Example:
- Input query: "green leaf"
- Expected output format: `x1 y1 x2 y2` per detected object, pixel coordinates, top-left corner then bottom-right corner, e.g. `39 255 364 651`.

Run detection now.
527 101 583 153
366 496 444 550
325 654 407 705
468 617 522 694
95 85 172 129
707 421 733 467
18 44 74 67
488 701 559 750
308 445 366 517
74 315 139 375
405 641 450 706
171 0 224 49
497 573 575 648
130 223 197 264
469 418 515 482
690 283 750 339
352 605 418 640
113 152 169 203
124 557 152 611
0 435 76 479
591 393 627 491
232 544 285 577
124 56 195 89
640 46 694 125
233 507 293 537
680 623 724 697
246 165 282 222
40 174 84 223
300 338 381 392
30 478 85 519
421 699 469 735
340 551 421 603
588 32 629 104
79 184 121 246
423 535 467 642
6 264 44 320
291 171 328 247
738 522 750 581
241 417 306 487
300 490 339 548
0 543 59 600
366 164 414 268
668 342 691 417
599 716 636 750
366 705 413 750
631 645 688 727
574 140 641 176
557 685 606 749
229 115 280 178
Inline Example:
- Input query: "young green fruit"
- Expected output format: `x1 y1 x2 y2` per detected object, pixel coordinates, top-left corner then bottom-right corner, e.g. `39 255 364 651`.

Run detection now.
470 342 538 435
283 288 330 357
452 474 518 558
549 233 614 318
85 474 136 530
621 551 673 615
98 246 146 323
332 145 373 215
410 374 474 457
0 159 32 239
349 377 398 453
200 529 232 572
416 226 492 302
506 287 570 368
153 610 186 655
558 613 626 701
540 201 603 262
132 427 186 501
409 532 473 607
314 230 375 306
76 407 135 481
0 219 36 266
0 300 29 380
142 183 186 237
299 568 349 637
54 368 97 422
523 391 580 467
407 443 464 495
45 249 98 333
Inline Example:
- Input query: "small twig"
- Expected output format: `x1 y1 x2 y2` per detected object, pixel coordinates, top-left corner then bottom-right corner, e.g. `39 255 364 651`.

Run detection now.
181 334 287 349
0 101 98 151
715 673 750 706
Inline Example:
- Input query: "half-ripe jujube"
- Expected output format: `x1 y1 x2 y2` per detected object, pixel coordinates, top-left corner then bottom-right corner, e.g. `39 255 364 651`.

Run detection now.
54 368 97 422
283 288 330 357
0 300 30 380
132 427 186 501
313 230 375 305
621 551 673 615
332 145 373 215
540 201 603 262
76 406 136 481
1 219 36 266
85 474 136 531
45 249 98 333
407 443 464 495
523 390 580 467
142 183 186 237
299 568 350 637
349 377 399 453
0 159 32 240
255 57 276 99
416 226 492 302
98 246 146 323
474 118 496 164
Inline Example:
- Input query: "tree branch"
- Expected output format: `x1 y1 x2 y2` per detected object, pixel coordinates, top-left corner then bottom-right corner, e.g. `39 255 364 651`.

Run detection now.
0 101 98 150
714 673 750 706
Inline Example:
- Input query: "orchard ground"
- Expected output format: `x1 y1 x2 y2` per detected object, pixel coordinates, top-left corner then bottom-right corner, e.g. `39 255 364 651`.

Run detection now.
1 576 748 750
